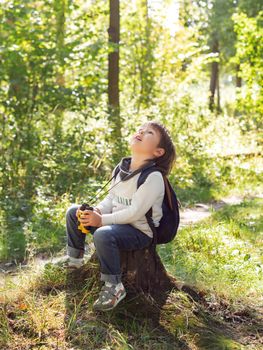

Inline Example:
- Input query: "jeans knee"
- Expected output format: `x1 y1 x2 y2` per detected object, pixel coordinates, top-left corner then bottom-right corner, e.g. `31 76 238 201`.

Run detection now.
66 204 80 219
93 227 113 246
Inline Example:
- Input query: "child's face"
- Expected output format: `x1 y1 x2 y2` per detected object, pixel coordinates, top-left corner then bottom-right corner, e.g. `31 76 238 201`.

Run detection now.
129 123 165 159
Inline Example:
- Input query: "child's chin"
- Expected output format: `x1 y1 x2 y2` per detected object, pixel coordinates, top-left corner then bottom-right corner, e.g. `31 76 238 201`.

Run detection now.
130 143 142 151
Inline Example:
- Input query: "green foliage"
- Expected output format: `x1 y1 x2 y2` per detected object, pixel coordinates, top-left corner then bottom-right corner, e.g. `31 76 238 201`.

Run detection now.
0 3 262 349
231 11 263 128
0 0 261 263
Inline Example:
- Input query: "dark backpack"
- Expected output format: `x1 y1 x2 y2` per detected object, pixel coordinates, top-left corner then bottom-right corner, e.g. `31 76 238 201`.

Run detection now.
113 165 180 245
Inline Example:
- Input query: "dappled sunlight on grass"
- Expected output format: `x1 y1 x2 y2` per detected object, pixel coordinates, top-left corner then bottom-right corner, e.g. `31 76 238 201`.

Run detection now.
158 197 263 305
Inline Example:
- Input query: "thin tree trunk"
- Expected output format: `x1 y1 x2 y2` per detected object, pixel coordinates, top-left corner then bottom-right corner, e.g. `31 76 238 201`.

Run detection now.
108 0 122 164
55 0 66 87
52 0 66 149
236 64 242 88
216 66 221 113
209 38 219 111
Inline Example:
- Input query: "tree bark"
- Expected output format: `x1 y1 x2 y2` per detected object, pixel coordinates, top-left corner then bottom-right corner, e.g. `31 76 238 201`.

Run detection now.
216 66 221 113
107 0 123 164
108 0 120 110
236 64 242 88
120 245 176 298
209 38 219 112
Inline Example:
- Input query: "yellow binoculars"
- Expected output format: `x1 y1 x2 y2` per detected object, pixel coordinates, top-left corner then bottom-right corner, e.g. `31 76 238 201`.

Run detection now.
77 203 93 234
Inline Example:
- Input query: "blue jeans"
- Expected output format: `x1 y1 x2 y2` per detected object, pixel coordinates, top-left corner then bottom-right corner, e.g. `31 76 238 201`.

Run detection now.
65 204 153 284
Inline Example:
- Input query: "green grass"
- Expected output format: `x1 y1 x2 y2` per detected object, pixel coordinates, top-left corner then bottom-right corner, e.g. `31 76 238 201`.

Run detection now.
0 193 73 262
158 197 263 305
2 265 259 350
0 152 262 349
1 197 262 349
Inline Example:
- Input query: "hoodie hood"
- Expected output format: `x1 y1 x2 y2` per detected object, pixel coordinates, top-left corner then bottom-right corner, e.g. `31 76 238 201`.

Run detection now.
117 156 156 181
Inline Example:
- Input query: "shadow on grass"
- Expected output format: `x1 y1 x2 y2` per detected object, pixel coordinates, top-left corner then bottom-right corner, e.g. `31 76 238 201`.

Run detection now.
63 256 192 350
61 258 262 350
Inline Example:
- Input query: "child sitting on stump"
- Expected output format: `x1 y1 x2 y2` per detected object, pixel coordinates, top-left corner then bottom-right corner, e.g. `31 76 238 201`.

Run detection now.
65 120 176 311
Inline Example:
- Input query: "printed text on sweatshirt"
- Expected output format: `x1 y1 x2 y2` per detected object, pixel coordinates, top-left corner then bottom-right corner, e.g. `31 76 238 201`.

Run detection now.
95 169 165 238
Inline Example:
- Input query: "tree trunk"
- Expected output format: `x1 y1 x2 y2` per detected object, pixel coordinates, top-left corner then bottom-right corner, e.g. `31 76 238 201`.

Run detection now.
209 38 219 112
120 245 176 298
107 0 123 164
108 0 120 110
236 64 242 88
54 0 66 87
216 66 221 114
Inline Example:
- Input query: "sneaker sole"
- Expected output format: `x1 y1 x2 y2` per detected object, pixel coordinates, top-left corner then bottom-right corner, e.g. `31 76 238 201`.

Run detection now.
93 290 127 312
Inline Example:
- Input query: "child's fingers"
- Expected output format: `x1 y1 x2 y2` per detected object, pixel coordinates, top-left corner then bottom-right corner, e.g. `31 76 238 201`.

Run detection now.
77 210 92 218
81 212 91 218
80 218 88 225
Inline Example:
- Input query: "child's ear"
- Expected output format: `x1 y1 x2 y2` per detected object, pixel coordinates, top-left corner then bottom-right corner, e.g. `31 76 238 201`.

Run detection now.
154 147 165 158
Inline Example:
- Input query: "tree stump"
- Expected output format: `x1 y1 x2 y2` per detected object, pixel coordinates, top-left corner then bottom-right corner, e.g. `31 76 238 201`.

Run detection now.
120 245 176 298
86 244 204 306
64 245 207 348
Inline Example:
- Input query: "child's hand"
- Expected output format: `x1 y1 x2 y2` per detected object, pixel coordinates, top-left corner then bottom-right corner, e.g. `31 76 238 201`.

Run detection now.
78 209 102 228
94 207 102 215
76 207 101 218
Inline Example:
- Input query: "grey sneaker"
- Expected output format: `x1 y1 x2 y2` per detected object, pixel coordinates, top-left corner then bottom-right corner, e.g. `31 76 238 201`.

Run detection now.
93 283 126 311
46 256 85 270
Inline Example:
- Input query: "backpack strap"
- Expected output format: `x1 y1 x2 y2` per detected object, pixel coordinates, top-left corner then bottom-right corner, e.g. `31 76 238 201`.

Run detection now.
145 207 158 246
113 164 120 179
163 176 173 210
137 166 162 188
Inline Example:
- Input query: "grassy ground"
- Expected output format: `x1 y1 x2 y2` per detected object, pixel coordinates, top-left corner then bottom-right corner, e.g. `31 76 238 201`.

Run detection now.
0 194 262 349
158 196 263 305
0 147 262 349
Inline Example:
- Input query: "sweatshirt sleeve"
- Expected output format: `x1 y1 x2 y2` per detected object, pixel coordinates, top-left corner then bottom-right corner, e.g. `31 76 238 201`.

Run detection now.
101 171 164 225
94 167 116 215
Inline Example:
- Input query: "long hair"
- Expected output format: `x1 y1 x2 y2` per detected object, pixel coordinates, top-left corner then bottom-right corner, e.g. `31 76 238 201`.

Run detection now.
144 121 176 176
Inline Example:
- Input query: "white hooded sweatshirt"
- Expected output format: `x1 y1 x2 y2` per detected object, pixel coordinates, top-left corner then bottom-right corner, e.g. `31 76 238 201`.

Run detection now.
95 157 165 238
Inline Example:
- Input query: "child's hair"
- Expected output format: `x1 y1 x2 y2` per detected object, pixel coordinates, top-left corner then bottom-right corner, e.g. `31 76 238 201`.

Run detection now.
144 120 176 176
